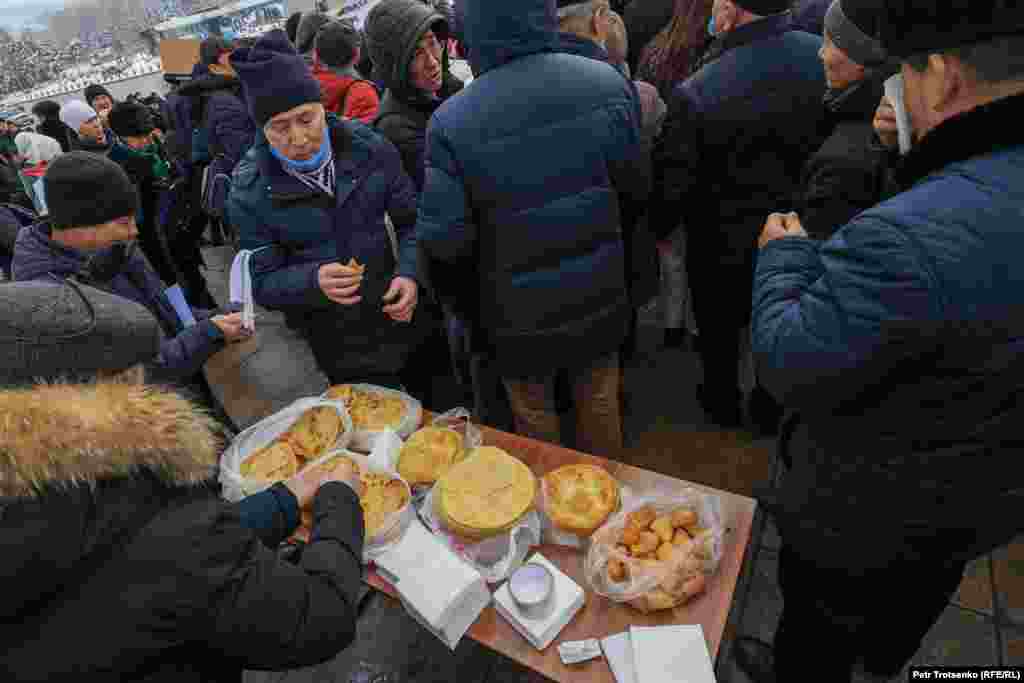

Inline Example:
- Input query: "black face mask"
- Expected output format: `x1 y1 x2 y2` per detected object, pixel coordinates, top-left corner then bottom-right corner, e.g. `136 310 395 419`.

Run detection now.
79 241 136 284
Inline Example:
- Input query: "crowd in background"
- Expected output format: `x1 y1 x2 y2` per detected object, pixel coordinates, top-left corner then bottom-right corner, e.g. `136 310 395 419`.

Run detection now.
1 0 1023 682
0 38 92 98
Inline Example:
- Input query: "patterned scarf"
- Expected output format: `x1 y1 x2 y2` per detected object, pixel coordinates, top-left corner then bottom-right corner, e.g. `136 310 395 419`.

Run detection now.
283 144 336 197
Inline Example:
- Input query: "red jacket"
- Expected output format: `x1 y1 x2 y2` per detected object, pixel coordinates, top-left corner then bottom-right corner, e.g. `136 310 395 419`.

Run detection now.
315 67 380 125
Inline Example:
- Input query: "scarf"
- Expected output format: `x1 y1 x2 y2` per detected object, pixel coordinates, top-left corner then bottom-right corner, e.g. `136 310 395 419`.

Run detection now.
275 131 336 197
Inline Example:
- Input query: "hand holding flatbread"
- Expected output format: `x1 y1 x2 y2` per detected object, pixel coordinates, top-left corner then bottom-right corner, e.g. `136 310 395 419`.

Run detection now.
318 258 365 305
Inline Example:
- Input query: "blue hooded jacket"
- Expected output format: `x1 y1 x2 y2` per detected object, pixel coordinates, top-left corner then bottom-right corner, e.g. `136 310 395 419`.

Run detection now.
417 0 650 376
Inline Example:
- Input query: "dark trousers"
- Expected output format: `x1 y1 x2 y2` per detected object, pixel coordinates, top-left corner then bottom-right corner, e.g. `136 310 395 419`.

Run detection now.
774 541 967 680
686 237 753 402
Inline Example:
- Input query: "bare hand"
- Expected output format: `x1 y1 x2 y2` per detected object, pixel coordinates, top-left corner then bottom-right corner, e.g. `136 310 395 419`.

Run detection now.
284 458 364 511
382 276 418 322
319 262 364 305
873 95 899 150
758 212 808 249
211 312 252 343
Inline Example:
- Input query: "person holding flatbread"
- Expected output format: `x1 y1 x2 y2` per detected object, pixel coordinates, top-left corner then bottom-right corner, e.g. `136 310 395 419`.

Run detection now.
227 29 429 389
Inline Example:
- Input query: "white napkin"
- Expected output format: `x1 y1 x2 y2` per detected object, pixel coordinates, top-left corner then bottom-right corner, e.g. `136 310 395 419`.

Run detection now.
884 73 913 156
374 520 491 650
629 625 716 683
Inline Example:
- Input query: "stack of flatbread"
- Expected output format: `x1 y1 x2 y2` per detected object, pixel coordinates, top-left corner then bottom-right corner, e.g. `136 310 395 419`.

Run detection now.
542 464 621 537
239 405 344 483
435 446 537 539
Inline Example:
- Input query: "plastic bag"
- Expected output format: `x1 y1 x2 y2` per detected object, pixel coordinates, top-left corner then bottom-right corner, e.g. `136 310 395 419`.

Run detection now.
584 491 724 612
538 474 631 550
417 484 541 584
219 396 353 503
322 384 422 452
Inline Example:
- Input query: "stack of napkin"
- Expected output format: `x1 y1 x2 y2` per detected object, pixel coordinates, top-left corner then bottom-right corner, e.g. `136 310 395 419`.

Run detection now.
373 520 491 650
601 625 716 683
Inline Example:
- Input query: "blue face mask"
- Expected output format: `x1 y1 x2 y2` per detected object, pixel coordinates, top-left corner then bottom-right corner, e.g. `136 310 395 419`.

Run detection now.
708 14 718 37
270 126 331 172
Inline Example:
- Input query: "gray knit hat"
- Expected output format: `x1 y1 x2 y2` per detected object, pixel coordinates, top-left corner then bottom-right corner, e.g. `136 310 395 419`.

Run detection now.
0 280 161 385
365 0 449 94
824 0 890 69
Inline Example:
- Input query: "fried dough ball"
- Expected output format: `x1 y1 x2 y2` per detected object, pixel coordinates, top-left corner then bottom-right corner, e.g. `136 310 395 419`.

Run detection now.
608 558 627 582
627 505 657 530
656 541 676 562
622 524 642 547
651 515 674 543
670 508 698 529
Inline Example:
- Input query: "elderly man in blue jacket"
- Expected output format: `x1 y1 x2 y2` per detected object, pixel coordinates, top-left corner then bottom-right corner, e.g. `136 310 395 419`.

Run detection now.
416 0 650 457
227 29 424 389
741 2 1024 681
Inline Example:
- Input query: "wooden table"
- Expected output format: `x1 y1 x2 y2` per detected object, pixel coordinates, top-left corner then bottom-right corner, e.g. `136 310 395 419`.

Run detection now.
367 420 757 683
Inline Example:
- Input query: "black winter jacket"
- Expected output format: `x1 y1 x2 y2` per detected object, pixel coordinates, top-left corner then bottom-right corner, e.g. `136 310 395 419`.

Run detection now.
0 382 365 682
624 0 676 75
36 117 74 153
798 74 898 240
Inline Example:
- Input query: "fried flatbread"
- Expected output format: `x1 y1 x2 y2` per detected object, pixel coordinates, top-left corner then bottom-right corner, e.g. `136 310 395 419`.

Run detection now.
397 426 466 485
543 464 620 536
280 406 342 461
240 441 300 481
325 384 406 431
436 446 536 538
306 456 409 536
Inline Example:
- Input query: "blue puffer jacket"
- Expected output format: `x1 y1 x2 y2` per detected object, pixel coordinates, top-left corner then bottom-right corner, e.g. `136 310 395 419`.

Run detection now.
417 0 650 377
752 94 1024 571
12 223 225 382
227 116 421 382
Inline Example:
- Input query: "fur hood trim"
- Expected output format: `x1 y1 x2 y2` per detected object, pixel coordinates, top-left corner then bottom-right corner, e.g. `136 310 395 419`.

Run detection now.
0 382 221 499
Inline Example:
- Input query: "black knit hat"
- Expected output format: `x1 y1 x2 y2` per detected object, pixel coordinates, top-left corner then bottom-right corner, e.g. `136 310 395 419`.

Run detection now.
44 152 139 230
874 0 1024 59
0 280 160 385
83 83 113 108
733 0 792 15
316 19 362 68
108 102 156 139
231 29 324 127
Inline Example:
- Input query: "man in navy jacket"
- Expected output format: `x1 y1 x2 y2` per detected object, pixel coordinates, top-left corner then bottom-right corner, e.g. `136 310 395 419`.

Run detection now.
416 0 650 457
651 0 827 430
742 1 1024 680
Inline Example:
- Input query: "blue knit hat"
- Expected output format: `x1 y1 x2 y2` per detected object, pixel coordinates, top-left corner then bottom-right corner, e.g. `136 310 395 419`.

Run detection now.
230 29 323 128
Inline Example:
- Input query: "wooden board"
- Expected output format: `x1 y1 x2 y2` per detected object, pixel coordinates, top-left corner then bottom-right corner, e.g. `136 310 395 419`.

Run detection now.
159 38 201 75
367 417 757 683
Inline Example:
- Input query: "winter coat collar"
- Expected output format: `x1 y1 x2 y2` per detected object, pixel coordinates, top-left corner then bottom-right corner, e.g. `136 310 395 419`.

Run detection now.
464 0 559 75
0 381 220 499
897 91 1024 188
702 11 794 66
13 222 88 281
381 72 463 118
823 71 887 120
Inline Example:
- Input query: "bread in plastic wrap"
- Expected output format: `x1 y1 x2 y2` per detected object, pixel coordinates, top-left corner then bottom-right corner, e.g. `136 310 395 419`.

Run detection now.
322 384 422 452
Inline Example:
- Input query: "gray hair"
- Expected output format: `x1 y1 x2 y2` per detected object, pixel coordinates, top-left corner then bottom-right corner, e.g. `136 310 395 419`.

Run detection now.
557 0 606 23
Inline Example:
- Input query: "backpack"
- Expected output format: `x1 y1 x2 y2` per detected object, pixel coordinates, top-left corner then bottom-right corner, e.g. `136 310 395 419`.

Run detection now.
166 89 213 168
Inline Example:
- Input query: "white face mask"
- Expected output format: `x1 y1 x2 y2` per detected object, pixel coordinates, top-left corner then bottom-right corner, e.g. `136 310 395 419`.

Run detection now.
884 73 914 155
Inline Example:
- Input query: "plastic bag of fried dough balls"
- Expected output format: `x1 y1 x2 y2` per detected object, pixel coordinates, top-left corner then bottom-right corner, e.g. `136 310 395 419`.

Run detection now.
584 491 724 612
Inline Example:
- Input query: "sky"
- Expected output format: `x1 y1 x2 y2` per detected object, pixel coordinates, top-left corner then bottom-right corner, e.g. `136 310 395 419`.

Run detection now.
0 0 66 31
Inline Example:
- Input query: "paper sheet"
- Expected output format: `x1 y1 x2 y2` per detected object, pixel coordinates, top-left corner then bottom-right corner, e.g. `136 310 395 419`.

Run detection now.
630 625 716 683
164 284 197 328
600 632 637 683
884 73 913 155
229 249 255 332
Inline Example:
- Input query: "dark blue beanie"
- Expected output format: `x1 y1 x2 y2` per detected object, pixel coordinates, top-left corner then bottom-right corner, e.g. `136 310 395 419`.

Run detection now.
230 29 322 128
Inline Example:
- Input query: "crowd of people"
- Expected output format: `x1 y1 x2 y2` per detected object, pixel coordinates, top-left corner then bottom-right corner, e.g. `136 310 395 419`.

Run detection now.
2 0 1023 681
0 38 92 98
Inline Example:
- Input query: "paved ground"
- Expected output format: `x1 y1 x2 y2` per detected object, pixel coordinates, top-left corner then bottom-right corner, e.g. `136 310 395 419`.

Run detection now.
200 253 1022 683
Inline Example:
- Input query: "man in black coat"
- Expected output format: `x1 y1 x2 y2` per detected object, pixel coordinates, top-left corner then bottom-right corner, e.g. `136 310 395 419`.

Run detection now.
32 100 73 153
651 0 828 430
797 0 898 239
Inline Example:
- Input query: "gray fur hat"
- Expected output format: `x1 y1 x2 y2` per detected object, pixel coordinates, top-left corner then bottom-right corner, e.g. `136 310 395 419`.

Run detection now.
0 279 161 385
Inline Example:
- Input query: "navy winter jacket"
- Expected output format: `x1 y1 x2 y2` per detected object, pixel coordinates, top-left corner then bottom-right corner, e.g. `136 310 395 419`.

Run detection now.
227 116 422 382
11 223 225 382
752 94 1024 571
417 0 650 377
